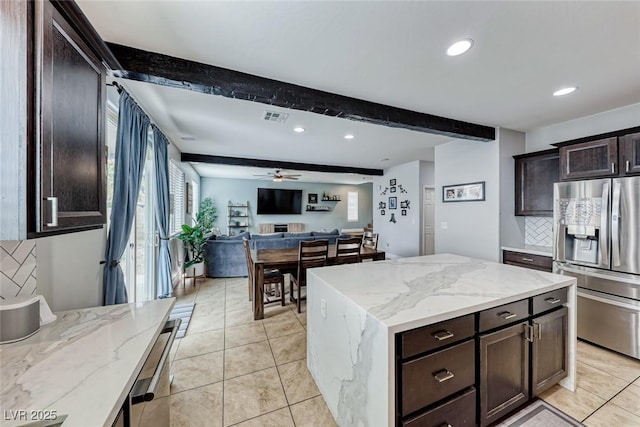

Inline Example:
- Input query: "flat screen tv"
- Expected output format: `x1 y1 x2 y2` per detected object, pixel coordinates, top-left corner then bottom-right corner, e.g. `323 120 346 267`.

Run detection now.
257 188 302 214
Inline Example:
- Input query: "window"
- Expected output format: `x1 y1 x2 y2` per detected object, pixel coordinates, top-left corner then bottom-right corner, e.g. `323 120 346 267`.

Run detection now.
169 160 185 234
347 191 358 222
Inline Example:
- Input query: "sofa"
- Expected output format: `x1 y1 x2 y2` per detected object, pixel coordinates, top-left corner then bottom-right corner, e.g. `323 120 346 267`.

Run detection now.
204 229 350 278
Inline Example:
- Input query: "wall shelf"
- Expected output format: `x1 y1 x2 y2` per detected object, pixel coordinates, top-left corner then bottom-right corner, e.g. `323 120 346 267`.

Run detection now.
228 201 249 235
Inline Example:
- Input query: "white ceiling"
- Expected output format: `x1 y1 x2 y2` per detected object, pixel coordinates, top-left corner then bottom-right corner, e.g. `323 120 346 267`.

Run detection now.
79 1 640 183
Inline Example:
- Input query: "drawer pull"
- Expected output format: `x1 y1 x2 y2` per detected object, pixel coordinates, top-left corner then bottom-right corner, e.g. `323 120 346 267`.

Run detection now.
521 257 534 262
432 330 454 341
433 369 455 383
498 311 517 320
545 297 561 304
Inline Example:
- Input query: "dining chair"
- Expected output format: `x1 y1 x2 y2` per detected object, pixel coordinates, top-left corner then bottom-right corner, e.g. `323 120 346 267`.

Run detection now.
242 238 285 306
362 231 379 251
291 239 329 313
335 237 362 264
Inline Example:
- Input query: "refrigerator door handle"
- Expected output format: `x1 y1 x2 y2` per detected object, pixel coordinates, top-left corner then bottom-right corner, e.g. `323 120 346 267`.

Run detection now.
611 181 621 267
600 182 610 266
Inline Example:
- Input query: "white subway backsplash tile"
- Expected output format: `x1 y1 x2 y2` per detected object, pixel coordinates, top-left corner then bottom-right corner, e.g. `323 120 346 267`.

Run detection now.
525 217 553 247
0 240 37 299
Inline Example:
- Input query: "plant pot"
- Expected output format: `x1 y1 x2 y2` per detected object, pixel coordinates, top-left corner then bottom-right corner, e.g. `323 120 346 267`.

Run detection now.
186 261 205 278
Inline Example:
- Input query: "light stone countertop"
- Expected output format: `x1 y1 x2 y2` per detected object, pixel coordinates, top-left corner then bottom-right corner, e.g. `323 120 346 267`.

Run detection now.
307 253 577 426
501 244 553 257
0 298 175 427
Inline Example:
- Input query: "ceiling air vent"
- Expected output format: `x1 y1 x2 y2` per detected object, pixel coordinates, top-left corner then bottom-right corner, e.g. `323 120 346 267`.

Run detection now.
262 110 289 123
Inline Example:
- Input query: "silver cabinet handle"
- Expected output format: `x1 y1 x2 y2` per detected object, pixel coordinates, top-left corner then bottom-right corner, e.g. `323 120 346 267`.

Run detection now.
45 197 58 227
626 160 631 173
131 318 181 404
611 162 615 174
524 324 534 342
521 257 534 262
433 369 455 383
498 311 517 320
432 330 454 341
545 297 561 304
533 322 542 340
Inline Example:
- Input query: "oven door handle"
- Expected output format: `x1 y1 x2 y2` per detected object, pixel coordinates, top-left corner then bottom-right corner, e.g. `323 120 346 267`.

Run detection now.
131 318 181 404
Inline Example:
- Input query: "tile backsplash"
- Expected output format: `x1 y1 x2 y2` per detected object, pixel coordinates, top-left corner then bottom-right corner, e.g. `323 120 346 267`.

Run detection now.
525 217 553 247
0 240 37 300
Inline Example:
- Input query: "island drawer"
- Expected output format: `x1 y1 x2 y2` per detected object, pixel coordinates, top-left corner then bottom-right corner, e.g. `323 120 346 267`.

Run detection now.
532 288 567 315
401 340 475 416
400 314 475 358
402 388 476 427
479 299 528 332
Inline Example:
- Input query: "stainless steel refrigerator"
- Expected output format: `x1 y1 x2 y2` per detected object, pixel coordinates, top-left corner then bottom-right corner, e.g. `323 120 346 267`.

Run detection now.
553 177 640 359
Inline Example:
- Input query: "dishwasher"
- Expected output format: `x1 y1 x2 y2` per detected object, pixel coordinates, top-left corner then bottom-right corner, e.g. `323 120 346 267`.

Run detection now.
113 318 181 427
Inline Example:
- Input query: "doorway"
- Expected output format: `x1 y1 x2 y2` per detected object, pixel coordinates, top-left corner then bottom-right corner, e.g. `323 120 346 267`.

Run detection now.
423 186 435 255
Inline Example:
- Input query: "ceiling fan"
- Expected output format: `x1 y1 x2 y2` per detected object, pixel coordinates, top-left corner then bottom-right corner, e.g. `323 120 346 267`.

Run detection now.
253 169 301 182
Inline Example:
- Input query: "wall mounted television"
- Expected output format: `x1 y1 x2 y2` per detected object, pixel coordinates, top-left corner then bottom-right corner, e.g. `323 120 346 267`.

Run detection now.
257 188 302 215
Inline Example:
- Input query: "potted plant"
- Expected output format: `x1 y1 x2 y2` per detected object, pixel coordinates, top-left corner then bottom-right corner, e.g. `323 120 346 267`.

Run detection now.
178 198 217 278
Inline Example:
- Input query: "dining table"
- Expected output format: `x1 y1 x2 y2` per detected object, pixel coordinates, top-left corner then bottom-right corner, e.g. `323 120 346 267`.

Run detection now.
250 245 386 320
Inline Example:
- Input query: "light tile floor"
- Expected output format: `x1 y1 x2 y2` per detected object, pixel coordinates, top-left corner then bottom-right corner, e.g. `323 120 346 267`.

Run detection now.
169 277 640 427
169 277 336 427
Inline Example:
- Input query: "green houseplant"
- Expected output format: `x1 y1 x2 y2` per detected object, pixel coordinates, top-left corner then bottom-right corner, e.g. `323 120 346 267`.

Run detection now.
178 198 217 270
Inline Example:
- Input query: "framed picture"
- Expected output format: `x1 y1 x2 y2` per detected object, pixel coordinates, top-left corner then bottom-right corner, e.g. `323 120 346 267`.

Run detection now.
400 201 407 209
401 209 407 216
390 186 396 193
308 193 318 204
389 196 397 209
390 179 396 186
380 209 386 216
378 201 386 209
442 181 485 202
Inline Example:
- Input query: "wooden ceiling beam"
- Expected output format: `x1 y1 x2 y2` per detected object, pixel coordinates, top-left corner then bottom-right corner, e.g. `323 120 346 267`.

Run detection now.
107 43 495 142
181 153 384 176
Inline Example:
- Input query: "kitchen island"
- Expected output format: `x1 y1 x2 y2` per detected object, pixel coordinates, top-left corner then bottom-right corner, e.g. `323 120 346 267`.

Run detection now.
307 254 577 427
0 298 174 427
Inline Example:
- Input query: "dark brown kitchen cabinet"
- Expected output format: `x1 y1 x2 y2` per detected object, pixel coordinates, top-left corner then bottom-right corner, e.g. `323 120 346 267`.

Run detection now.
559 137 618 180
531 307 569 396
479 322 530 426
34 0 106 235
619 132 640 176
514 149 559 216
0 0 107 240
503 250 553 273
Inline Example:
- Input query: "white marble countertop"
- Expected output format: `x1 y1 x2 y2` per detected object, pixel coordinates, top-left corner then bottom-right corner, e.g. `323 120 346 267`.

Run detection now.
309 253 573 334
0 298 175 427
501 244 553 257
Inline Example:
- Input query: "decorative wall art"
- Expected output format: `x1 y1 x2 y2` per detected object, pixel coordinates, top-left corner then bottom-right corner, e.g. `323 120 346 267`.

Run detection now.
401 209 407 216
398 184 408 193
390 186 396 193
390 179 396 186
380 209 386 216
389 197 397 209
389 213 396 223
308 193 318 204
443 181 485 202
378 201 386 209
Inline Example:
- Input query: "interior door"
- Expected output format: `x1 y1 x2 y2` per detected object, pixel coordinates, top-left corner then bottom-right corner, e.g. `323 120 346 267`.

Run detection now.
612 177 640 274
423 187 435 255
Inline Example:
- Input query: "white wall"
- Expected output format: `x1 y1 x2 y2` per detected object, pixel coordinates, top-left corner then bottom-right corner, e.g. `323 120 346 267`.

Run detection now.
526 102 640 152
373 161 422 258
434 137 501 262
498 128 526 248
36 228 105 311
200 177 373 233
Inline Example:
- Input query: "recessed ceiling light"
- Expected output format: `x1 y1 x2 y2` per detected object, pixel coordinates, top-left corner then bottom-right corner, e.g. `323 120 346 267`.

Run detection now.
344 134 355 140
293 127 305 133
553 86 578 97
447 39 473 56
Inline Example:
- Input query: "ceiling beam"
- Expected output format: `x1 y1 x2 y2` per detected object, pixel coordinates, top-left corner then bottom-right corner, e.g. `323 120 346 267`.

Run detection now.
107 43 495 142
181 153 384 176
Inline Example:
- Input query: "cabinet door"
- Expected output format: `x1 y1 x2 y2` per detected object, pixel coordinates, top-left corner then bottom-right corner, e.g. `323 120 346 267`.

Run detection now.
479 322 530 426
619 132 640 176
35 1 106 234
559 137 618 180
531 307 568 396
514 150 559 216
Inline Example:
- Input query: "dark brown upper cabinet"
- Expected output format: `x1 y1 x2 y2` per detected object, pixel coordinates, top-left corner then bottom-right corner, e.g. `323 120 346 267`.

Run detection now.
514 149 559 216
619 132 640 175
34 0 106 235
559 137 618 180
